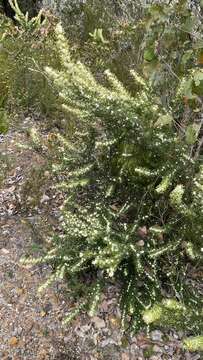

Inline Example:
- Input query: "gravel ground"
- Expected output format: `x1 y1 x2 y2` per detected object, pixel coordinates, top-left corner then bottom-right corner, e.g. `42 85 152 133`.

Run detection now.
0 118 201 359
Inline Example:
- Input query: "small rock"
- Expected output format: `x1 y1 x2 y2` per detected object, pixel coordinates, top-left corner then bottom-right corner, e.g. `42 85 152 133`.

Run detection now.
111 330 122 345
37 349 48 359
137 240 145 247
100 338 117 347
25 116 31 121
130 336 138 344
80 324 91 333
153 345 162 353
191 355 201 360
40 194 50 203
151 330 163 342
13 327 23 336
92 316 106 329
178 331 184 339
121 353 130 360
1 248 10 255
63 336 70 343
130 342 139 352
75 324 91 337
165 346 174 356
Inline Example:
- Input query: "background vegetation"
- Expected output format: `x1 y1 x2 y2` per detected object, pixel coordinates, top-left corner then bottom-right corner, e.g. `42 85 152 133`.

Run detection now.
0 0 203 353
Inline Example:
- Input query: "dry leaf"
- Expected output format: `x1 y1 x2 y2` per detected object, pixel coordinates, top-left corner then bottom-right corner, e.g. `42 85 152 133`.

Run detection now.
40 311 47 318
109 315 121 328
16 288 24 296
8 337 18 347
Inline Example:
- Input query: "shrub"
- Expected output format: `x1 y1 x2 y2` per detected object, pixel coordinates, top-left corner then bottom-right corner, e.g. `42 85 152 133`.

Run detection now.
143 299 203 351
42 0 147 89
24 23 203 336
143 299 203 335
1 0 41 19
0 1 60 116
183 335 203 352
141 0 203 108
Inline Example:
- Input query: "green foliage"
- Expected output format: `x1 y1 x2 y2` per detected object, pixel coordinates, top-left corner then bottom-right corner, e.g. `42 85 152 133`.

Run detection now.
143 299 203 334
0 94 9 133
0 3 60 116
52 0 146 88
24 23 203 334
143 299 203 350
183 336 203 352
8 0 45 32
142 0 203 108
89 28 109 45
1 0 41 18
0 108 8 133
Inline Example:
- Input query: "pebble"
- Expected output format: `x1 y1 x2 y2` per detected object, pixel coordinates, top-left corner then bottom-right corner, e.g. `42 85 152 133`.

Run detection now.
153 345 163 353
151 330 163 341
13 327 23 336
1 248 10 255
40 194 50 203
191 355 201 360
130 342 139 352
101 338 117 347
92 316 106 329
121 353 130 360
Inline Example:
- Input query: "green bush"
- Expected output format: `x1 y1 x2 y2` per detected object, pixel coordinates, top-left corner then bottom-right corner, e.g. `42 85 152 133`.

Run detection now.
24 24 203 335
0 1 60 116
141 0 203 108
183 335 203 352
143 299 203 351
0 0 41 18
143 299 203 334
48 0 146 89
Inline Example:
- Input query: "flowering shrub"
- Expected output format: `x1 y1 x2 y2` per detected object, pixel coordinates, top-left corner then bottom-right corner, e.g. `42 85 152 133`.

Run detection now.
24 24 203 337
